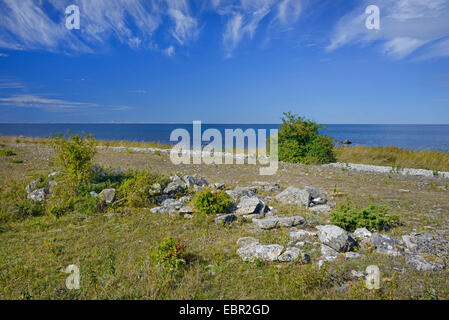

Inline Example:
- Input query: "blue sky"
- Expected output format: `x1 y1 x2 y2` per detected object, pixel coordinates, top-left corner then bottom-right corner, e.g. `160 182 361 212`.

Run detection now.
0 0 449 124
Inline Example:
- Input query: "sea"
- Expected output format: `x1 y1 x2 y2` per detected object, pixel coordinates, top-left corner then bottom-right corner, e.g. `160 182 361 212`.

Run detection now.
0 123 448 152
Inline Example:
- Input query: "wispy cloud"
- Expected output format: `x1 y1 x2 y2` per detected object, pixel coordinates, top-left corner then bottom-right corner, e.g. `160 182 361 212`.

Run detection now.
0 94 131 113
163 45 175 57
327 0 449 60
0 80 24 89
0 53 7 57
128 89 148 94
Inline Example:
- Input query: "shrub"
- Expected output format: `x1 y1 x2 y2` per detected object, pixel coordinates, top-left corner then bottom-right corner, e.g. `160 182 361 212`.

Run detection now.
154 237 187 271
277 112 336 164
13 199 45 219
330 203 400 232
50 133 97 184
0 149 16 156
192 189 233 214
118 170 170 207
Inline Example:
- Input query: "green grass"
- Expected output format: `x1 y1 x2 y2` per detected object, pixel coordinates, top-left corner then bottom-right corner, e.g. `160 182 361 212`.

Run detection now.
335 145 449 172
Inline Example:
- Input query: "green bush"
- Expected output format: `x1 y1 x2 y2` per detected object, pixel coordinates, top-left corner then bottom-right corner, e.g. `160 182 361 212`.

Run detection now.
277 112 336 164
330 203 400 232
13 199 45 219
193 189 233 214
50 133 97 184
118 170 170 207
154 237 187 271
0 149 16 156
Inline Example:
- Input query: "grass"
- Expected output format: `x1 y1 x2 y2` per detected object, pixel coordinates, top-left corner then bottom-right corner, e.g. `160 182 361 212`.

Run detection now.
0 137 448 299
335 145 449 172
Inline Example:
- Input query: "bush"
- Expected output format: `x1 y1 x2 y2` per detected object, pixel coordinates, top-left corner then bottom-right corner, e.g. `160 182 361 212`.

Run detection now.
193 189 233 214
13 199 45 219
0 149 16 156
330 203 400 232
154 237 187 271
118 170 170 207
50 133 97 184
277 112 336 164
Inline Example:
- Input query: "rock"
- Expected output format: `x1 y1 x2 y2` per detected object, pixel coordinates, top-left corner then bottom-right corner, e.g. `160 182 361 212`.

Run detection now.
150 206 165 213
183 175 196 187
253 216 306 230
47 180 58 193
90 164 106 177
278 247 310 263
112 167 125 175
344 252 363 259
226 186 255 202
399 189 410 193
353 228 373 241
237 244 284 262
371 233 404 256
234 196 265 215
290 230 318 240
213 182 226 190
25 178 42 193
48 171 59 178
215 214 237 225
275 186 311 207
309 204 331 213
164 181 186 194
320 244 338 261
179 196 191 204
342 140 352 145
406 253 445 271
351 270 365 278
99 188 116 204
27 188 46 202
250 182 281 192
402 233 448 256
237 237 259 247
90 191 98 197
304 186 326 202
160 198 184 212
317 225 357 252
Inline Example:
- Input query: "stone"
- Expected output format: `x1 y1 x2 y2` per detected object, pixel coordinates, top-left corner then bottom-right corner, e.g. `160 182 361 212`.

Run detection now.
48 171 59 178
237 244 284 262
213 182 226 190
47 180 58 193
289 230 318 240
406 253 445 271
179 205 194 214
317 225 357 252
179 196 191 204
308 204 331 213
164 181 186 194
215 214 237 225
402 233 448 256
27 188 46 202
278 247 311 263
25 178 42 193
112 167 125 175
161 198 184 210
344 252 362 259
253 216 305 230
250 182 281 192
234 196 265 215
237 237 259 247
351 270 365 278
90 191 98 197
275 186 311 207
226 186 255 202
371 233 404 256
353 228 373 241
99 188 116 204
320 244 338 261
90 164 106 177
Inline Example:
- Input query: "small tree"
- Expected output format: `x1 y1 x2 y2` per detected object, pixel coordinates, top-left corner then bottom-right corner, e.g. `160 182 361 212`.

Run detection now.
278 112 336 164
50 133 97 184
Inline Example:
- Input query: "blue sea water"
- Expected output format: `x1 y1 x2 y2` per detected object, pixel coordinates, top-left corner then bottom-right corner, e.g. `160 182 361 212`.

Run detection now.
0 123 448 152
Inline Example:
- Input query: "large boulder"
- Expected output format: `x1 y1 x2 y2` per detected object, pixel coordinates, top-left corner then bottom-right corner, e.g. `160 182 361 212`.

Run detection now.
275 186 310 207
320 244 339 261
278 247 310 263
371 233 404 256
316 225 357 252
237 244 284 262
353 228 373 242
290 230 318 241
99 188 116 204
402 233 448 256
234 196 265 215
164 181 186 194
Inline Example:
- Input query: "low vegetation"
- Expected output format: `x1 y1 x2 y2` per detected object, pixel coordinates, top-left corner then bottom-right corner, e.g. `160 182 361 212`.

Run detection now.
335 145 449 172
277 112 336 165
330 203 400 232
192 189 233 214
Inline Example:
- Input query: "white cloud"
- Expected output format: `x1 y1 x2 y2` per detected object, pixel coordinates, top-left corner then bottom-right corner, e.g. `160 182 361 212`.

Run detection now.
327 0 449 60
166 0 198 45
163 46 175 57
0 80 24 89
0 94 99 111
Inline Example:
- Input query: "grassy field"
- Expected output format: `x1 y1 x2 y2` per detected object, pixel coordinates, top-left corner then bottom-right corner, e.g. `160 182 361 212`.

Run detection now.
0 138 448 300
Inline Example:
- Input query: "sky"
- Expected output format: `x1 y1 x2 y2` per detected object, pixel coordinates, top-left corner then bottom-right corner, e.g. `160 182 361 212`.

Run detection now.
0 0 449 124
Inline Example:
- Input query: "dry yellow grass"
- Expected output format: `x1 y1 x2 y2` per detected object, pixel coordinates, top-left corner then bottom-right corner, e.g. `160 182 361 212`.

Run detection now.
335 146 449 172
